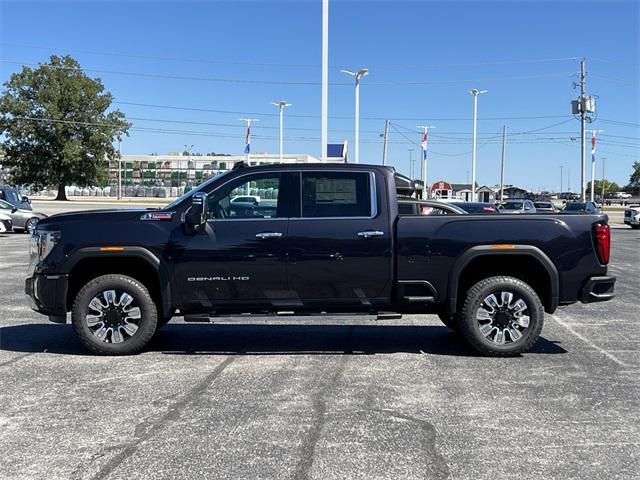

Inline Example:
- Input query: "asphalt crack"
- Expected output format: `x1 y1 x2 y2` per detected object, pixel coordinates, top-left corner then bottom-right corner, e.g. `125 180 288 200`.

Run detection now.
293 325 353 480
87 349 246 480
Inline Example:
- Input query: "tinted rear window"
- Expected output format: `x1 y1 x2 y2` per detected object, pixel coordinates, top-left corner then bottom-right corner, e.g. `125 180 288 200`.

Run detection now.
503 202 523 209
302 172 372 217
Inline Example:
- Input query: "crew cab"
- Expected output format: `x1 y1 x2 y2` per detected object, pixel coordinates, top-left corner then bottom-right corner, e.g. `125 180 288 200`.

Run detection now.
624 204 640 229
26 163 615 356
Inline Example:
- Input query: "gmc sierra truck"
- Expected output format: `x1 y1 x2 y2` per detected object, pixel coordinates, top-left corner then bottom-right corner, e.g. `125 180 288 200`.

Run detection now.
26 163 615 356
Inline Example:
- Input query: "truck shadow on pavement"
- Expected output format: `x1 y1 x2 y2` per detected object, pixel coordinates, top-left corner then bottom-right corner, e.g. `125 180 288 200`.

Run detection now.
0 323 567 357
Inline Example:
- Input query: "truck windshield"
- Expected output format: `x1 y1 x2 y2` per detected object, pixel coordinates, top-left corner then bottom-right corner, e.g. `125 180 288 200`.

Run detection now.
163 171 232 210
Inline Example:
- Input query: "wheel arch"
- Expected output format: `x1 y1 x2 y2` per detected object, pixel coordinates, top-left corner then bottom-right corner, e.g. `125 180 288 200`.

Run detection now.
448 245 559 315
64 247 173 319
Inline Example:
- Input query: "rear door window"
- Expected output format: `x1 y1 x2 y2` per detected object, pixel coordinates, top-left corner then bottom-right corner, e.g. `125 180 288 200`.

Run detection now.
301 172 372 218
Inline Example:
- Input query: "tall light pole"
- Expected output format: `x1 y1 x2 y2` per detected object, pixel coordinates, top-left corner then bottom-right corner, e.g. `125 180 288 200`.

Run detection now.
499 125 507 201
271 101 291 162
321 0 329 161
117 139 122 200
417 125 435 199
239 118 258 162
408 149 415 180
559 166 563 196
184 144 194 187
469 89 487 201
590 129 603 201
601 156 607 202
341 68 369 163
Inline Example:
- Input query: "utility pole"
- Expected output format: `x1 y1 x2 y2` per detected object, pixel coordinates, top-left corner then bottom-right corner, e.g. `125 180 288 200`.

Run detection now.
568 168 571 193
271 101 291 162
117 139 122 200
580 59 586 201
417 125 435 199
559 166 563 197
499 124 507 201
408 149 415 180
341 68 369 163
469 89 487 202
382 120 389 166
321 0 329 161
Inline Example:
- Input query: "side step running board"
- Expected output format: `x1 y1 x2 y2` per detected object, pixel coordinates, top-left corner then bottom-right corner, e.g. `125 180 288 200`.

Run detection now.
183 311 403 323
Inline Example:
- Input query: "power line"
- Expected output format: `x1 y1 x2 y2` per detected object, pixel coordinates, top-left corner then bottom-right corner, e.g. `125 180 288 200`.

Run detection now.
0 42 584 70
115 100 572 122
0 59 575 87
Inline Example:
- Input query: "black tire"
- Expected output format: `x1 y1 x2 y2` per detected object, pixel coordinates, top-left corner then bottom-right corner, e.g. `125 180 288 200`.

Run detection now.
631 224 640 230
72 274 157 355
437 312 460 332
458 276 544 356
24 218 38 233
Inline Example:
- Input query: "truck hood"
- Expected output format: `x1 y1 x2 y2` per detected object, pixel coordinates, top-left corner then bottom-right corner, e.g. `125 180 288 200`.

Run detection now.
35 208 158 229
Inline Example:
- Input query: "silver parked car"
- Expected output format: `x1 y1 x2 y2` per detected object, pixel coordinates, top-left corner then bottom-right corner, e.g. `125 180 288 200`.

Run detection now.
498 199 537 214
0 199 47 233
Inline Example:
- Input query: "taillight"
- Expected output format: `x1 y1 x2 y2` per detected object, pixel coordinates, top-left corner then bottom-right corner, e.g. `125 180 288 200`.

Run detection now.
593 223 610 265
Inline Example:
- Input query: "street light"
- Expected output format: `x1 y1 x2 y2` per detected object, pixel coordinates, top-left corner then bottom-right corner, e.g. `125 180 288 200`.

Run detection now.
341 68 369 163
408 149 415 180
469 89 487 201
271 101 292 163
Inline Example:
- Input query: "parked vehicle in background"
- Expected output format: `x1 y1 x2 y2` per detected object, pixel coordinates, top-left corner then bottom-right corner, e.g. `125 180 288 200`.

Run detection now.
560 201 599 214
533 201 557 213
624 204 640 229
450 202 499 214
26 163 615 357
0 212 12 233
616 192 632 200
498 199 536 214
0 185 32 211
398 198 466 216
0 199 48 233
559 192 580 201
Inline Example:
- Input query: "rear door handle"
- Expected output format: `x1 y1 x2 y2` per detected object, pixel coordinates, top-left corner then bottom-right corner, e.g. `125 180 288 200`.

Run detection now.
358 230 384 239
256 232 283 239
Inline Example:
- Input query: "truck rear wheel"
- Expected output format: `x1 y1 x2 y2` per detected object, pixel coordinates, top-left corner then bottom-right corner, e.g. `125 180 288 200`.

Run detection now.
71 274 157 355
458 276 543 356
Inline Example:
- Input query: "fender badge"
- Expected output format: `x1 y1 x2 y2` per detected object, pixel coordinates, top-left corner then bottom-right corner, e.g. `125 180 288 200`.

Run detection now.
141 211 174 221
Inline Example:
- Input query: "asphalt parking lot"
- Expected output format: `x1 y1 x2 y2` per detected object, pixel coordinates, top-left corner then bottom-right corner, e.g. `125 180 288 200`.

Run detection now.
0 217 638 479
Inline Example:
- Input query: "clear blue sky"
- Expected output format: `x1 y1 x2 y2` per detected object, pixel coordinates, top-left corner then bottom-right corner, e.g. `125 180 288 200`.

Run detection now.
1 0 638 191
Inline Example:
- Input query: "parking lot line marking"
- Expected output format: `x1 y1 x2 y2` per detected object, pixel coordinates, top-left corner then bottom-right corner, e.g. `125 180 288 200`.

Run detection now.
551 313 628 367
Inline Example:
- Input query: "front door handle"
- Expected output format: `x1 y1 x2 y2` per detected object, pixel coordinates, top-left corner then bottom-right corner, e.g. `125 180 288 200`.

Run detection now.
358 230 384 239
256 232 283 239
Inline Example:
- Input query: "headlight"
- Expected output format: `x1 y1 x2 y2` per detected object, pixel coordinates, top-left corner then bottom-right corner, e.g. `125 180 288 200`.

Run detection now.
29 231 61 273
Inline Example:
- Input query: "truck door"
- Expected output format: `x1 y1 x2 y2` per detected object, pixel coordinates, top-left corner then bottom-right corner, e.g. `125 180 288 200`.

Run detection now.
171 171 294 310
286 170 393 307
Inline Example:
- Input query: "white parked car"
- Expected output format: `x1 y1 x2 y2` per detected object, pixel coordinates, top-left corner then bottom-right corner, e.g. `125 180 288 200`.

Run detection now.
624 204 640 229
0 212 12 233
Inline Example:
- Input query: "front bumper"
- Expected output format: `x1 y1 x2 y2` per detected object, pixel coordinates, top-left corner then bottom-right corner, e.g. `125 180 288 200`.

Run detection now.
25 274 69 317
580 276 616 303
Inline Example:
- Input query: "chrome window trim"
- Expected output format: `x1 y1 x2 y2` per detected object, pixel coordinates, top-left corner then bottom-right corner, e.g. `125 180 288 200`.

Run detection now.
293 170 377 221
204 168 379 222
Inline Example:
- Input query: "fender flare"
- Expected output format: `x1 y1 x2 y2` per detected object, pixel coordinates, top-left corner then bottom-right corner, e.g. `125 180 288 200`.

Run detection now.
62 246 173 318
448 245 559 314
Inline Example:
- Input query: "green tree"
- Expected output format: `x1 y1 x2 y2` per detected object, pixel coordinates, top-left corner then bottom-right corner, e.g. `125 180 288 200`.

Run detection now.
587 179 620 195
0 55 130 200
625 161 640 195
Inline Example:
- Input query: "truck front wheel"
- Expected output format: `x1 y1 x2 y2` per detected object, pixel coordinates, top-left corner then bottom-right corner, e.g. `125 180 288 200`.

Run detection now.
71 274 158 355
459 276 543 356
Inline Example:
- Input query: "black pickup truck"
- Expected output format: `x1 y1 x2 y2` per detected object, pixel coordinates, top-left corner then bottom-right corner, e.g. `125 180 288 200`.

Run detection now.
26 163 615 356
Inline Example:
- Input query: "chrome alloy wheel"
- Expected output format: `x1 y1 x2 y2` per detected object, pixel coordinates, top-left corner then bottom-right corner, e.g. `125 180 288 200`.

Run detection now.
86 290 141 343
476 291 530 345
